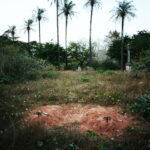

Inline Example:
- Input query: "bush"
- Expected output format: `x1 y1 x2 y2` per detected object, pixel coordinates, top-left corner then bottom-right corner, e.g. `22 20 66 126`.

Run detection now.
80 76 90 82
84 66 94 71
27 71 42 80
103 71 115 76
42 71 58 79
92 59 119 70
96 70 105 73
133 50 150 73
0 45 45 83
130 94 150 121
44 65 57 71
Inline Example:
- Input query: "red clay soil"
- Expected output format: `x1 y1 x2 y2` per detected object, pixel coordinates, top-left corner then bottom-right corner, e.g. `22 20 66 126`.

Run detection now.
24 104 132 137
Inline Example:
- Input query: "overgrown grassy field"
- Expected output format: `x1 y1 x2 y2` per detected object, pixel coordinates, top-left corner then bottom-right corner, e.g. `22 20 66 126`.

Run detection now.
0 70 150 150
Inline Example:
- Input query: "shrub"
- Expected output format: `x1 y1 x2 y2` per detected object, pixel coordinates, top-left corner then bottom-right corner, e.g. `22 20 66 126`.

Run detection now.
44 65 57 71
80 76 90 82
96 70 105 74
92 59 119 70
130 94 150 121
42 71 58 79
84 66 94 71
0 45 45 83
27 71 42 81
103 71 115 76
132 50 150 73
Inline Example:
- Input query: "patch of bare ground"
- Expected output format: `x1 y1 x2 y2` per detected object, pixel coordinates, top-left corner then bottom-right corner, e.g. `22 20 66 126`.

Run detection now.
24 104 133 137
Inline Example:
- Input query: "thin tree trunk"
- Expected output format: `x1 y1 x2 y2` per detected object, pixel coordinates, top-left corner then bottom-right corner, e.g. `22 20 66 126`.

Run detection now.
121 17 124 70
28 29 31 54
56 0 60 68
28 30 30 43
56 0 59 45
39 20 41 43
12 34 15 42
65 15 68 68
89 5 93 66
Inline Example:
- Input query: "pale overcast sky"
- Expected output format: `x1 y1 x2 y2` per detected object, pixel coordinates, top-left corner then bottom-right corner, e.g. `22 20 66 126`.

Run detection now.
0 0 149 47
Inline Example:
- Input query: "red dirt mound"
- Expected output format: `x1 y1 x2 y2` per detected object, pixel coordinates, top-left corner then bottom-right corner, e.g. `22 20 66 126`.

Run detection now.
24 104 132 137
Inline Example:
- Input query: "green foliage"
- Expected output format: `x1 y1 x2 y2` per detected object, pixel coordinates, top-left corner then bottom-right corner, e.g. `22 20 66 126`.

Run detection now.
67 42 89 69
80 76 90 82
86 130 99 138
64 144 82 150
27 71 42 80
96 70 105 73
130 94 150 121
103 71 115 76
107 36 130 65
0 45 45 83
84 66 94 71
133 50 150 72
92 59 120 70
35 42 65 66
45 65 57 71
107 30 150 70
131 31 150 60
42 71 59 79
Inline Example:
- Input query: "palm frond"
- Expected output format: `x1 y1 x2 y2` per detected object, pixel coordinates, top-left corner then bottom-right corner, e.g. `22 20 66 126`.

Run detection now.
23 19 34 33
84 0 101 8
111 0 136 22
33 8 46 22
60 0 75 19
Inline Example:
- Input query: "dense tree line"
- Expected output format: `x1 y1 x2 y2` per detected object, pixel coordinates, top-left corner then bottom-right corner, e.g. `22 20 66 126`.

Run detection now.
107 30 150 72
1 0 137 70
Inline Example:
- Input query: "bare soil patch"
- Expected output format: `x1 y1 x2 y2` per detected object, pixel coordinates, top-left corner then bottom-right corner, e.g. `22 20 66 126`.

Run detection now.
25 104 132 137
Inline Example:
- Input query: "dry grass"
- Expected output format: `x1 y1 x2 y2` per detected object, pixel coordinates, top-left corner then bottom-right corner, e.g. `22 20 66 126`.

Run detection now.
1 70 150 108
0 70 150 150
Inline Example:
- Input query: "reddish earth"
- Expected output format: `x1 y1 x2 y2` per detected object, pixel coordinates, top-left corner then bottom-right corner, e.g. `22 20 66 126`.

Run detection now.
24 104 132 137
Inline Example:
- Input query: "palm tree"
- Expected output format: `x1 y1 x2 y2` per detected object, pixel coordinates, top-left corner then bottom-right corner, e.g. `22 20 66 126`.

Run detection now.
48 0 62 45
60 0 75 68
48 0 62 68
34 8 46 43
24 19 34 43
4 25 17 41
85 0 101 66
111 0 135 70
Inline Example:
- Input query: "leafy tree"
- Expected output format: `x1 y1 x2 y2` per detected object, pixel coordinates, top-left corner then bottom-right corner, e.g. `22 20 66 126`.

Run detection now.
131 30 150 60
85 0 101 66
104 30 120 49
67 42 89 69
107 36 131 64
35 42 65 66
111 0 135 70
24 19 34 43
107 30 150 70
60 0 75 68
34 8 46 43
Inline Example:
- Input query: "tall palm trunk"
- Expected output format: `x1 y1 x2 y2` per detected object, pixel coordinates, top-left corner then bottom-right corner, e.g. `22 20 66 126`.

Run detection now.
65 15 68 68
89 5 93 66
12 33 15 42
56 0 59 45
56 0 60 68
27 29 30 43
121 16 124 70
39 20 41 43
27 29 31 54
